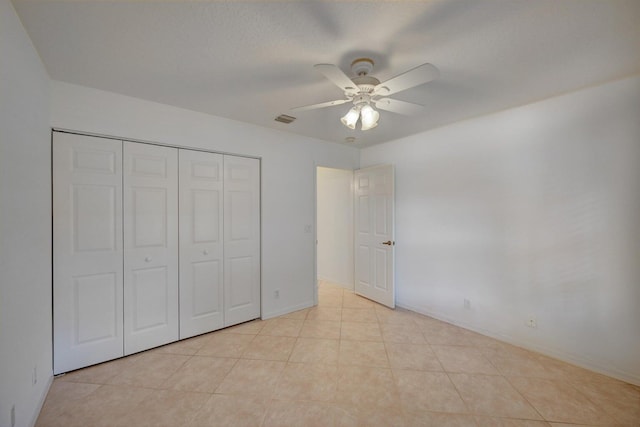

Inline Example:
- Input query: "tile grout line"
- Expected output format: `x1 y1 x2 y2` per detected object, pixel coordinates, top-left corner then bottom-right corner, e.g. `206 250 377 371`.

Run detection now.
37 281 640 426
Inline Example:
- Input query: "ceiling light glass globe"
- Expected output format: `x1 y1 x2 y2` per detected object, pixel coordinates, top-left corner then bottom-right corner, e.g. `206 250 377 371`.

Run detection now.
340 107 360 129
360 104 379 130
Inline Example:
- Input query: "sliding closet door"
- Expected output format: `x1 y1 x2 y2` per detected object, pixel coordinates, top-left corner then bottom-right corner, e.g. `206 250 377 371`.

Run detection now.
223 156 261 326
179 150 224 338
123 142 179 354
53 133 123 374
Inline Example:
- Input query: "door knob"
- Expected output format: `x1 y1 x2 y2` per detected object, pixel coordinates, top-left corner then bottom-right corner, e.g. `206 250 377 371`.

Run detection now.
203 249 209 255
145 256 152 262
381 241 394 246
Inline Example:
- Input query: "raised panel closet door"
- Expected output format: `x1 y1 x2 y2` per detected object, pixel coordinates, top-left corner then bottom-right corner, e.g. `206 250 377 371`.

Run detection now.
179 149 224 338
223 156 261 327
123 142 179 354
53 132 124 374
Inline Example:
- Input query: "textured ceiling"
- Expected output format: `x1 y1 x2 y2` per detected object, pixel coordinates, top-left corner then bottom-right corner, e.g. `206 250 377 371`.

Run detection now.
12 0 640 147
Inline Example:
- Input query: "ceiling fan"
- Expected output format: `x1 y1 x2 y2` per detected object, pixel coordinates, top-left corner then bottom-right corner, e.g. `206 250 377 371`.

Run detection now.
291 58 439 131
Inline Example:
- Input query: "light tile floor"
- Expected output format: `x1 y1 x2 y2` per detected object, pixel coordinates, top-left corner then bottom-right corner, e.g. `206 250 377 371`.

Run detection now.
37 281 640 426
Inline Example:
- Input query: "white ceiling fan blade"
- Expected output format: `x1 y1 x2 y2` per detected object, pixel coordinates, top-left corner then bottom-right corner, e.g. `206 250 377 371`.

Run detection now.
374 98 424 115
314 64 358 94
290 98 350 112
374 63 439 96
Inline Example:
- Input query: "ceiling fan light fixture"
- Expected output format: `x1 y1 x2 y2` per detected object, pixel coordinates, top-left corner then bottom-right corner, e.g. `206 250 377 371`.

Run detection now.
341 106 360 130
360 104 379 131
296 60 438 132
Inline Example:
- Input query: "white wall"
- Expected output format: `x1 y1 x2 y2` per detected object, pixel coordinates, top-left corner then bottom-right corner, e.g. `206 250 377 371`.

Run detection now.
316 167 354 289
0 0 52 425
361 75 640 385
50 81 360 319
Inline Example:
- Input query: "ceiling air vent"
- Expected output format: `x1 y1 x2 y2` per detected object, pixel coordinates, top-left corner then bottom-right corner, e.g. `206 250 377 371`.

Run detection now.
274 114 296 124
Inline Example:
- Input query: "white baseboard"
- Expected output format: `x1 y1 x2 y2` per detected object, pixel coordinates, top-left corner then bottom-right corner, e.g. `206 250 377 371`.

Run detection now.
398 299 640 387
317 275 354 291
262 300 315 320
29 374 53 427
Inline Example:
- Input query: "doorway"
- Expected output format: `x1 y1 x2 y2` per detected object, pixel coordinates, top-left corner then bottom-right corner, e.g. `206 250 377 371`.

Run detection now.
316 167 354 294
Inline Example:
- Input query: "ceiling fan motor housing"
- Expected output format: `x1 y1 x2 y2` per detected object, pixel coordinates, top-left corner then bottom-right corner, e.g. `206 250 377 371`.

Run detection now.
352 75 380 94
349 59 380 98
351 58 375 76
352 94 372 107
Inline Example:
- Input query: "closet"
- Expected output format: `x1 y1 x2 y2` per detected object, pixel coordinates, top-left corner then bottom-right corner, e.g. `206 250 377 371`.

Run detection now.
52 132 260 374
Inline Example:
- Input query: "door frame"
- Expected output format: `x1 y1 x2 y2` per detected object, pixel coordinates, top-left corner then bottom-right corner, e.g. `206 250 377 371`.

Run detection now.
313 163 395 307
313 164 355 304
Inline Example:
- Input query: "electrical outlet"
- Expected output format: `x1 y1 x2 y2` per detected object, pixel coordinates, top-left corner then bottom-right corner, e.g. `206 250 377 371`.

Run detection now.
11 404 15 427
274 289 280 299
463 299 471 310
527 317 537 328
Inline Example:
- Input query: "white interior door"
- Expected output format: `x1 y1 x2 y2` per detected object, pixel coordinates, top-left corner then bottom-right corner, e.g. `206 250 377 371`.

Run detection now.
53 133 124 374
123 142 179 354
223 155 261 326
179 149 224 338
354 164 395 308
